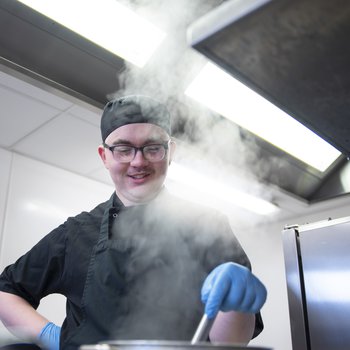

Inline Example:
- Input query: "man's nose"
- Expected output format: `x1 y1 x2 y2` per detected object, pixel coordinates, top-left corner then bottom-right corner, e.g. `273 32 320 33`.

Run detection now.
130 149 148 165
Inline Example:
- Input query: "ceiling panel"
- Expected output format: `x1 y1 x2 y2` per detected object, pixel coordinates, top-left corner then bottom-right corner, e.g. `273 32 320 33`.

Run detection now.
0 84 62 148
67 105 102 127
13 112 103 175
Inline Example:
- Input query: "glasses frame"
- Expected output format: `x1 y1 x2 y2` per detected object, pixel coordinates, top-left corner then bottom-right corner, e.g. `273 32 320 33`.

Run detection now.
103 140 171 163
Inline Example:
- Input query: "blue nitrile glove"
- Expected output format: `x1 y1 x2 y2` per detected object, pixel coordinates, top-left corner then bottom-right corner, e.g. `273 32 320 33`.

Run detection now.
38 322 61 350
201 262 267 319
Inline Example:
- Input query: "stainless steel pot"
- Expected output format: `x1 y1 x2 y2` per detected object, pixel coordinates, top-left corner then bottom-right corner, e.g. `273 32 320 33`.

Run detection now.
79 340 271 350
79 315 272 350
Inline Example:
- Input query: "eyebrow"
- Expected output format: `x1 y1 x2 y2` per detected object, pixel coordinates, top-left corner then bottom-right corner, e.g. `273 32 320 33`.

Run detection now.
110 138 168 146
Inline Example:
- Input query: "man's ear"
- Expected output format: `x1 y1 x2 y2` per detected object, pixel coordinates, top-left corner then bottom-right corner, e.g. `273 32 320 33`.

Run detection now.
168 140 176 165
98 145 108 168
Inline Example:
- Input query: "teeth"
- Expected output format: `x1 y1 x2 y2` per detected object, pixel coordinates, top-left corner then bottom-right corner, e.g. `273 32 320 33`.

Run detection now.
131 174 147 179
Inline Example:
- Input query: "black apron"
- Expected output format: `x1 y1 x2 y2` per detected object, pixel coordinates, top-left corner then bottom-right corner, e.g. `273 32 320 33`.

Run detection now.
61 196 205 350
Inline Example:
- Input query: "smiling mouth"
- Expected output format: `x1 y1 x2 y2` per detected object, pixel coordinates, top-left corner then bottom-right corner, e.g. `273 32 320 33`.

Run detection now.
128 173 150 180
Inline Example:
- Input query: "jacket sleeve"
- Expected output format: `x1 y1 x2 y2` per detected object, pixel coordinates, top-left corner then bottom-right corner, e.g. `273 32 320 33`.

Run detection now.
0 223 68 309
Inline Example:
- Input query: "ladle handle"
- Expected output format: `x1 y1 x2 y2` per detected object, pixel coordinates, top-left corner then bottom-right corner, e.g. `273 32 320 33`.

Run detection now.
191 314 215 344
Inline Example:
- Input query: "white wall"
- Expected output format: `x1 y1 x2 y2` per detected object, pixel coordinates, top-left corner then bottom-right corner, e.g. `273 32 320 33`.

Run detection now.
0 148 12 250
0 148 113 337
1 146 349 350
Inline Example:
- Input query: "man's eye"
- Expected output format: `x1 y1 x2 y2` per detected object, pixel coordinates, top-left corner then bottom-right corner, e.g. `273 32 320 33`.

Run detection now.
146 145 162 152
115 146 133 154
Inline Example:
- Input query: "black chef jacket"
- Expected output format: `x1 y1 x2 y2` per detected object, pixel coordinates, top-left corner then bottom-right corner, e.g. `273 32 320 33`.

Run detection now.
0 190 263 348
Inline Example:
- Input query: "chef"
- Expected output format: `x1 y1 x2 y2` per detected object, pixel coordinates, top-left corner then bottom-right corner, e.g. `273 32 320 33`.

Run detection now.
0 95 267 350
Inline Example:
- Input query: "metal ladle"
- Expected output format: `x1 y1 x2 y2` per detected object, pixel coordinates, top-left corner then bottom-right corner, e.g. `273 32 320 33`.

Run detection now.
191 314 215 344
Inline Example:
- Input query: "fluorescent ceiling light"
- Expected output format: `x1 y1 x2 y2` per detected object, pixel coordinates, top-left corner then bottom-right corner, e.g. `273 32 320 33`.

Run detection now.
185 62 341 172
18 0 166 67
166 162 279 216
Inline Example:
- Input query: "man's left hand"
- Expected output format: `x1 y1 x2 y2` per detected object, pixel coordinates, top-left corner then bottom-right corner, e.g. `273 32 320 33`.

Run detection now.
201 262 267 319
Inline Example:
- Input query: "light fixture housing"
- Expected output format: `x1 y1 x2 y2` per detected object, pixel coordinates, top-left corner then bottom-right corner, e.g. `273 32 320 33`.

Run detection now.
166 162 279 216
185 62 341 172
17 0 166 68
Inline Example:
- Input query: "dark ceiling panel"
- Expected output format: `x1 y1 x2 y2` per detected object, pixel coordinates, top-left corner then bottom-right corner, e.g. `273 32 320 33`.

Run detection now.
188 0 350 157
0 0 125 107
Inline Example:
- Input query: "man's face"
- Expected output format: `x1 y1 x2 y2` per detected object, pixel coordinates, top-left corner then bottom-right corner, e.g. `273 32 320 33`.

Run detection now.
98 123 175 206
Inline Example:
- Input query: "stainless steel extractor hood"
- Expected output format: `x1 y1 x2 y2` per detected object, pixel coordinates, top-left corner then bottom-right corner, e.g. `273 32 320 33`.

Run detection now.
188 0 350 156
187 0 350 201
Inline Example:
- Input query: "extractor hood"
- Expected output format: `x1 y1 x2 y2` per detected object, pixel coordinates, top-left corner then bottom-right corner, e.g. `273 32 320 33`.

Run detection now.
188 0 350 156
187 0 350 201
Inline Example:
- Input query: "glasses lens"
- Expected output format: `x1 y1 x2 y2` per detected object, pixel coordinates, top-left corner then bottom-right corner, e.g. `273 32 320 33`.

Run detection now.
113 145 135 162
110 143 168 162
143 144 166 161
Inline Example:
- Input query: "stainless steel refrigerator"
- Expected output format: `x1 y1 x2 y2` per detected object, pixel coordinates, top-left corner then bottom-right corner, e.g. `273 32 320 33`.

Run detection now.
283 216 350 350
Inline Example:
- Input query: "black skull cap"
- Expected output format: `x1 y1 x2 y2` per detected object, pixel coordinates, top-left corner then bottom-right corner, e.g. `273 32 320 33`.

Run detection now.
101 95 171 142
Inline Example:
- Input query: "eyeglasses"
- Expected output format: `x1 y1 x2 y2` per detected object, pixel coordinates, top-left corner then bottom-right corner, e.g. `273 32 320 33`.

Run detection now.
103 141 170 163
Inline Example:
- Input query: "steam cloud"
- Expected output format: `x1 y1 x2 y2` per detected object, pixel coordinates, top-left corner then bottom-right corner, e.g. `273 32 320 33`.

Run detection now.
108 195 247 340
104 0 272 339
109 0 269 184
109 0 228 136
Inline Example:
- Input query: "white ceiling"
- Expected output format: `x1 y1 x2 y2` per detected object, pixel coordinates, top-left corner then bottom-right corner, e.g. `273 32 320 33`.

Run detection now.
0 68 112 186
1 66 348 229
